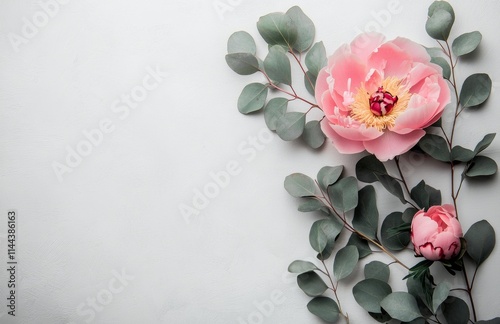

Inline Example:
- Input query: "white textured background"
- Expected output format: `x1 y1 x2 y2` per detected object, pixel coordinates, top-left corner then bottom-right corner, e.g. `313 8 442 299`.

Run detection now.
1 0 499 323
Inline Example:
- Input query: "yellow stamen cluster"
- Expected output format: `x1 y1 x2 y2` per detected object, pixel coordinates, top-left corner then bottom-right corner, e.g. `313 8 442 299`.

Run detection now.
350 77 411 131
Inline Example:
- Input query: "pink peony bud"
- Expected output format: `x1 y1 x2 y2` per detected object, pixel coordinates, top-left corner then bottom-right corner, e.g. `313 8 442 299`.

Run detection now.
410 205 463 261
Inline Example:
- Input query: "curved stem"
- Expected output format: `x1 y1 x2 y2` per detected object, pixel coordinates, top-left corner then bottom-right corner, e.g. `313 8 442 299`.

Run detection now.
394 156 419 210
289 50 315 93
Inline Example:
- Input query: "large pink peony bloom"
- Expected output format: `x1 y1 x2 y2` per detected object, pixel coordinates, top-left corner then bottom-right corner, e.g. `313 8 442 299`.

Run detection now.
316 33 450 161
411 205 463 261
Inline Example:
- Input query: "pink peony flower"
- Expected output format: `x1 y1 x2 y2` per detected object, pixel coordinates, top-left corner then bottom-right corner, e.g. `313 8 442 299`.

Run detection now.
315 32 450 161
411 205 463 261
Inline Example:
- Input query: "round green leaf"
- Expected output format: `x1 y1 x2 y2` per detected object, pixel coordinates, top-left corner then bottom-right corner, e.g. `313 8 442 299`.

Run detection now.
237 83 268 114
460 73 492 108
432 282 450 313
286 6 315 53
381 212 410 251
305 41 327 76
328 176 358 212
451 145 475 163
353 279 392 313
353 185 379 240
333 245 359 280
452 31 482 57
355 154 388 183
225 53 260 75
227 31 257 55
303 120 325 149
428 1 455 21
264 97 288 131
298 198 328 213
364 261 390 283
297 271 328 297
317 165 343 191
264 45 292 85
474 133 496 155
347 233 372 259
441 296 469 324
257 12 297 48
418 134 450 162
307 297 340 323
276 112 306 141
288 260 319 274
465 220 496 266
376 174 406 204
426 9 453 41
465 155 497 177
304 71 317 96
309 219 343 255
430 56 451 79
380 292 422 322
410 180 441 210
284 173 318 198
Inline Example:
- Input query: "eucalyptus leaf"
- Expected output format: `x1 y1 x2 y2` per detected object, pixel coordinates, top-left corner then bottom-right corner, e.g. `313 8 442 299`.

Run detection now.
264 97 288 131
284 173 319 198
317 165 343 191
353 185 379 240
428 1 455 21
426 9 453 41
333 245 359 280
307 297 340 323
227 31 257 55
402 207 418 223
286 6 315 53
225 53 260 75
264 45 292 85
298 198 328 213
381 212 411 251
276 112 306 141
303 120 325 149
288 260 319 274
309 219 343 255
376 174 406 204
305 41 327 76
477 318 500 324
328 176 358 212
257 12 297 48
441 296 469 324
474 133 496 155
452 31 482 57
430 56 451 79
451 145 475 163
356 154 388 183
410 180 442 210
304 70 317 95
418 134 450 162
370 310 393 323
465 155 497 177
460 73 492 108
432 282 450 313
380 292 422 322
297 271 328 297
347 233 372 258
425 46 444 58
365 261 390 283
237 83 268 114
353 278 392 313
465 220 496 266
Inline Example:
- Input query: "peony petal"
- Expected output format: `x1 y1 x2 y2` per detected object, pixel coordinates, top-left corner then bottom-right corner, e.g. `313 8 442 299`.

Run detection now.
391 95 440 134
411 213 439 246
419 243 443 261
363 129 425 161
432 232 461 259
315 68 330 107
350 32 386 62
321 120 366 154
368 42 412 79
406 62 441 91
329 54 367 98
330 123 383 141
391 37 431 64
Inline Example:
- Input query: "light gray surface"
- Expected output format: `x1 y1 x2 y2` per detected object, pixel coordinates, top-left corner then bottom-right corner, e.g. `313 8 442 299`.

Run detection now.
0 0 499 323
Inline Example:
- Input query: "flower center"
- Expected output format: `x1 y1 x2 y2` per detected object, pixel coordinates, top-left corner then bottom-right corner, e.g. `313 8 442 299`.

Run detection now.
369 87 398 116
349 77 411 131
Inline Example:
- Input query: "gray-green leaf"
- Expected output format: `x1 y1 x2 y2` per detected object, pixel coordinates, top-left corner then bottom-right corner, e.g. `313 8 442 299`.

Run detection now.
347 233 372 258
284 173 319 198
303 120 325 149
298 198 328 213
288 260 319 274
353 185 379 240
441 296 469 324
465 156 497 177
264 45 292 85
381 212 411 251
364 261 390 283
307 297 340 323
305 41 327 76
286 6 315 53
257 12 297 48
356 154 388 183
237 83 268 114
418 134 450 162
380 292 422 322
376 174 406 204
460 73 492 108
353 279 392 313
426 9 453 41
297 271 328 297
333 245 359 280
328 176 358 212
451 145 475 163
227 31 257 55
452 31 482 57
264 97 288 131
465 220 496 266
432 282 450 313
276 112 306 141
309 218 343 255
226 53 260 75
317 165 343 191
474 133 496 155
430 56 451 79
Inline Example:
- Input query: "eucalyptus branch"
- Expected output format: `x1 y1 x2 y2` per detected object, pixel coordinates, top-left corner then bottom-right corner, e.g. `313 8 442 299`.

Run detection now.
394 156 420 210
289 49 316 93
319 258 349 323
